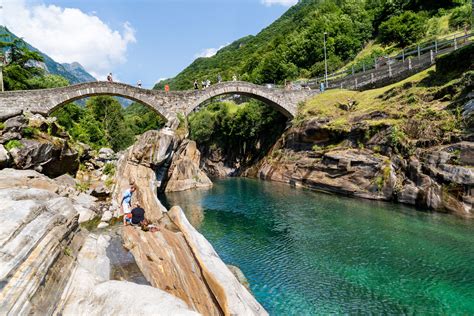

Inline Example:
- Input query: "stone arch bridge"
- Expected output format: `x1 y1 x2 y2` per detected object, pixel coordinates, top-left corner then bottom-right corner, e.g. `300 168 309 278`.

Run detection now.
0 81 317 127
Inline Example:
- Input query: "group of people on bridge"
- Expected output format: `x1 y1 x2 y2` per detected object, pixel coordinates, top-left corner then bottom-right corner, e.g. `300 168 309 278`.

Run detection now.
193 73 238 90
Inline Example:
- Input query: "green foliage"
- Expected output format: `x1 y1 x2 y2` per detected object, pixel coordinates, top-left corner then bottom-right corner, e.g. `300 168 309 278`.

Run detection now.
124 102 166 135
449 4 472 28
156 0 464 89
105 177 115 189
0 122 4 130
312 144 322 151
0 33 70 91
189 100 287 165
5 140 23 151
22 126 39 138
75 181 90 193
379 11 428 47
52 97 165 151
103 163 116 176
26 74 69 89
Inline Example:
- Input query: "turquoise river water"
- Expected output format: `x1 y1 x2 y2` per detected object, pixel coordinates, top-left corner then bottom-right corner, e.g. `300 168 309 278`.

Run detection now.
162 178 474 315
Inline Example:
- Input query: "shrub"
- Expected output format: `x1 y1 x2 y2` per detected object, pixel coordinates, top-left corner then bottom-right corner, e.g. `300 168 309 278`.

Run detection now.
312 144 322 151
103 163 116 176
75 181 90 193
379 11 427 47
5 140 23 151
0 122 4 130
22 126 38 138
449 4 472 29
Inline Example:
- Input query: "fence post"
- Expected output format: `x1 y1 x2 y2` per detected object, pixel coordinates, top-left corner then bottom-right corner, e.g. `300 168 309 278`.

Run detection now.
435 39 438 53
402 49 405 62
363 62 366 73
340 83 343 89
417 45 421 59
371 72 374 83
430 49 434 64
454 37 458 50
374 57 378 69
355 78 358 89
352 65 355 75
408 58 412 70
389 63 392 77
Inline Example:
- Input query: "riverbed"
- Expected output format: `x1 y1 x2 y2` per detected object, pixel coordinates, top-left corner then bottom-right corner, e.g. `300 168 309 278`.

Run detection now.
162 178 474 315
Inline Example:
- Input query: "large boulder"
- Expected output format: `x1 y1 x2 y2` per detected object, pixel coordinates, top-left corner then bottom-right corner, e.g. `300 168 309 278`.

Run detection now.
98 147 115 160
0 170 79 314
58 234 199 316
165 139 213 192
8 138 79 177
3 115 28 133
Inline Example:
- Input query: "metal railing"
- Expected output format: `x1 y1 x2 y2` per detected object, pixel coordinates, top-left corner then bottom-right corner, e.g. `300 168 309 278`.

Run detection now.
293 32 472 91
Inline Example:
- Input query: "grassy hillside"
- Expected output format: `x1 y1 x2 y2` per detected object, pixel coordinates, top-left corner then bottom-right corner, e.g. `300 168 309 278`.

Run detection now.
156 0 471 91
295 44 474 153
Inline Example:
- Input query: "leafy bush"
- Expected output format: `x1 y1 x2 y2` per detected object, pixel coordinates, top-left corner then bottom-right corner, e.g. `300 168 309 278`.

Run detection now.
22 126 38 138
103 163 116 176
52 97 164 152
0 122 4 130
188 99 287 166
5 140 23 151
379 11 428 47
449 4 472 29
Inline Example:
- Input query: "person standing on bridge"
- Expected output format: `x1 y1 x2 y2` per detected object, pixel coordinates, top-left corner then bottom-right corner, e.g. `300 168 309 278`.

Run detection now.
165 84 170 92
232 74 237 81
107 73 113 82
217 74 222 83
137 80 142 88
194 80 199 90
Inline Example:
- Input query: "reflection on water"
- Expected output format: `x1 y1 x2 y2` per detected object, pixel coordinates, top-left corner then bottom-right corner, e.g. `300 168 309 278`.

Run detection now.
163 178 474 315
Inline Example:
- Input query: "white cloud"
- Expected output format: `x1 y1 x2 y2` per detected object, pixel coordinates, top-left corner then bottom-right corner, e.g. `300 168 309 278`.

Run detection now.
261 0 298 6
195 43 229 58
0 0 136 80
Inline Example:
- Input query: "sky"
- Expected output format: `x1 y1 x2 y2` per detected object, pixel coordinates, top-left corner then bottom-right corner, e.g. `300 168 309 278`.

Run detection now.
0 0 297 88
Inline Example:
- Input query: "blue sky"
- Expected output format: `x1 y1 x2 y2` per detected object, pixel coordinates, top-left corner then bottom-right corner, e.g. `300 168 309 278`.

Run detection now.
1 0 296 87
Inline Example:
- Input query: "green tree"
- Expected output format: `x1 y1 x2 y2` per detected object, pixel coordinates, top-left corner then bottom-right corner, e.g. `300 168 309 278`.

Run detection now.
379 11 427 46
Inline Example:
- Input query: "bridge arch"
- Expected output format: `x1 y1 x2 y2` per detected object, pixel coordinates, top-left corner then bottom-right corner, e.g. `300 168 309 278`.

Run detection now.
184 82 297 119
45 82 174 121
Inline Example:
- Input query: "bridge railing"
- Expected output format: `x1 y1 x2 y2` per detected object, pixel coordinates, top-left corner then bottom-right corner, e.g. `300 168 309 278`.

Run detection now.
293 32 472 91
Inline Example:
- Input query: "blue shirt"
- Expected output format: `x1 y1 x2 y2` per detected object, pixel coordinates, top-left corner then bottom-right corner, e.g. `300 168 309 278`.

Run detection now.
122 189 133 205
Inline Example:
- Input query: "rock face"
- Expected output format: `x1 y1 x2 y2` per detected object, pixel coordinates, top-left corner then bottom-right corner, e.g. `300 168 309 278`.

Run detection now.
165 139 213 192
0 169 80 314
57 234 199 316
248 119 474 218
0 113 80 177
114 129 267 315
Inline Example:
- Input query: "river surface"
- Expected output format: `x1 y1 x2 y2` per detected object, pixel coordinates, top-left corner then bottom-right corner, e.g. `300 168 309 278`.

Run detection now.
162 178 474 315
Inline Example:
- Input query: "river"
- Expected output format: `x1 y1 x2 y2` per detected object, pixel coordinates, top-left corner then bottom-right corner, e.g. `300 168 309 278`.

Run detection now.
162 178 474 315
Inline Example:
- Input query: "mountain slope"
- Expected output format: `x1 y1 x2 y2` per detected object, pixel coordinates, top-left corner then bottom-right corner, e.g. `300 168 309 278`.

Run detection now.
155 0 470 91
0 26 96 84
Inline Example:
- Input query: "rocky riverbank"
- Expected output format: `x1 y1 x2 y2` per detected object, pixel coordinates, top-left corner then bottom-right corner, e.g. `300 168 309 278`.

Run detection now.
113 128 265 315
0 113 266 314
244 66 474 218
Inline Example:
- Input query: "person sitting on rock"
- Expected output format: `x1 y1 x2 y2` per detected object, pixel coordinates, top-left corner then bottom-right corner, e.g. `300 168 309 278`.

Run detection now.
131 202 145 226
121 183 136 225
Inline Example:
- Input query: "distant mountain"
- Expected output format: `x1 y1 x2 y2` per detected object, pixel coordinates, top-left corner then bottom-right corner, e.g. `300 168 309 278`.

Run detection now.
0 26 96 84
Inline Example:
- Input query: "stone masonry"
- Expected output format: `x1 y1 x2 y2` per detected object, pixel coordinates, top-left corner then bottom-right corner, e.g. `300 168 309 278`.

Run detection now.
0 81 317 127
